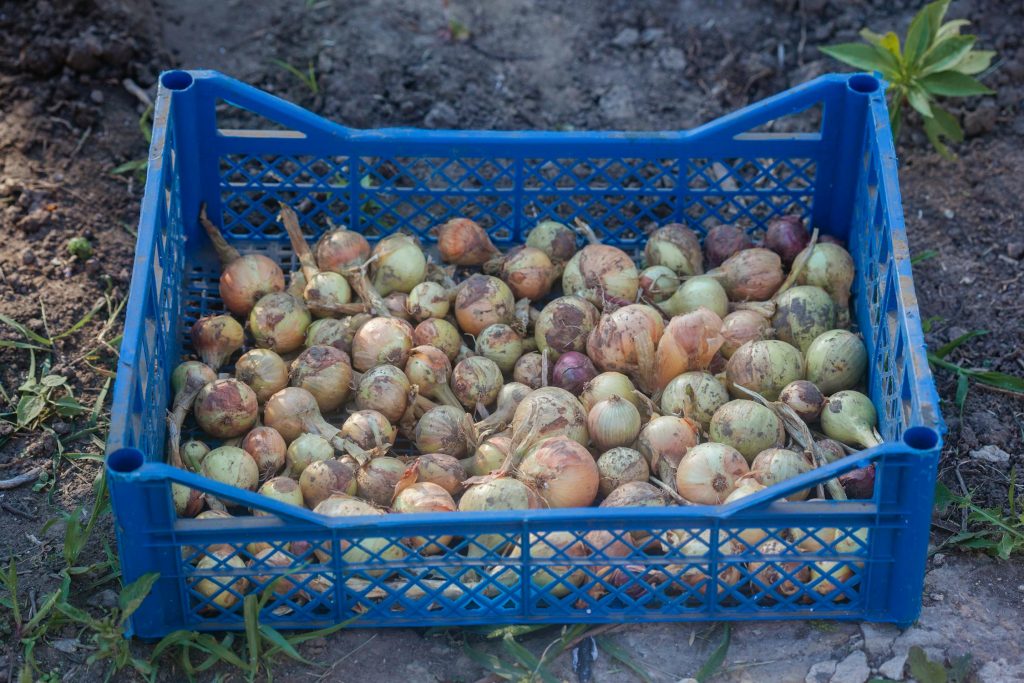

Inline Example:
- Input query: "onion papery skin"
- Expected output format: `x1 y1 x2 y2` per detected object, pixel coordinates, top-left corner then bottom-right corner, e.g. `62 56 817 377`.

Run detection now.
241 426 287 481
510 387 589 451
643 223 704 277
639 265 681 303
285 433 334 477
660 371 729 430
512 352 546 389
750 448 812 501
526 220 577 264
437 217 500 266
304 314 371 354
392 482 457 554
289 345 353 414
517 436 600 509
562 244 639 309
451 356 503 410
778 380 826 423
596 447 649 498
654 307 725 391
415 405 474 458
494 246 557 301
407 282 450 321
586 304 664 393
720 310 773 359
636 415 700 481
794 242 855 323
341 410 397 450
454 274 516 336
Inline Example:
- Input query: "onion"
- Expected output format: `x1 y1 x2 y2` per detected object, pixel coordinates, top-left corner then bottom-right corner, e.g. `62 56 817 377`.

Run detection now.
264 387 348 447
593 481 666 555
660 371 729 430
562 244 639 309
518 436 599 508
234 349 288 404
201 446 259 499
409 320 459 363
341 410 397 450
723 480 771 546
720 310 772 358
751 448 813 500
586 304 664 393
194 379 258 438
191 315 244 371
402 453 466 496
512 352 546 389
298 459 357 508
488 246 557 301
765 215 810 267
171 360 216 395
495 532 588 596
167 363 216 470
356 456 406 506
241 426 286 481
459 477 542 555
351 317 414 371
636 415 700 481
393 482 456 554
805 329 868 395
654 308 725 391
770 286 836 353
255 476 305 514
703 224 753 268
407 282 450 321
552 351 597 395
778 380 825 423
250 547 309 600
747 539 810 597
475 324 523 374
821 390 881 449
451 356 503 410
193 547 249 610
199 206 285 316
289 345 353 413
305 314 371 354
588 396 642 452
384 292 412 320
704 248 784 301
794 242 855 325
315 227 371 273
462 435 512 477
643 223 703 276
839 464 876 499
475 382 530 436
639 265 681 304
659 276 728 318
181 440 210 469
249 292 311 354
355 364 411 423
526 220 577 263
313 495 406 574
596 447 649 497
172 483 204 517
674 442 749 504
285 433 334 477
793 524 868 597
816 438 847 464
534 296 600 360
436 217 500 265
580 372 641 413
510 387 589 455
370 234 427 296
405 345 462 408
303 271 353 318
415 405 475 458
454 274 515 335
725 339 805 401
708 400 785 462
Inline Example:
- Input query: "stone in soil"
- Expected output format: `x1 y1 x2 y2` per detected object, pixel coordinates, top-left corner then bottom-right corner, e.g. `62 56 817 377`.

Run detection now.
1008 241 1024 260
424 102 458 129
829 650 869 683
805 660 836 683
611 27 639 48
859 622 898 658
877 653 907 680
599 84 636 123
970 444 1012 464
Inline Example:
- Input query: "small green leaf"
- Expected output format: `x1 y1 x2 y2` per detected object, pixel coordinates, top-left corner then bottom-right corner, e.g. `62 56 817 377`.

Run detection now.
907 645 948 683
0 313 52 345
111 159 148 175
928 105 965 143
904 7 937 66
595 636 654 683
879 31 902 60
40 374 67 387
695 624 731 683
934 330 987 359
935 19 970 42
56 602 93 624
16 393 46 427
934 481 958 514
920 71 995 97
463 645 524 680
819 43 895 74
911 249 939 265
243 593 260 674
955 373 969 409
54 396 86 417
118 572 159 620
259 624 314 665
968 370 1024 393
907 86 934 118
952 50 995 75
996 532 1015 560
920 35 975 76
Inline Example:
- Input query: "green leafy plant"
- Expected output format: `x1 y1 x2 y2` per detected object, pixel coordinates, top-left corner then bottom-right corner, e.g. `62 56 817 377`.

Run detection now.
820 0 996 157
272 58 320 95
925 330 1024 411
11 352 86 430
936 474 1024 560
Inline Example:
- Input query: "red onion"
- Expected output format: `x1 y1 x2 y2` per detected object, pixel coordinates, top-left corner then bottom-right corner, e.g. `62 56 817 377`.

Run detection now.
703 224 753 268
552 351 597 394
190 315 244 371
437 217 500 266
765 215 809 267
839 464 875 499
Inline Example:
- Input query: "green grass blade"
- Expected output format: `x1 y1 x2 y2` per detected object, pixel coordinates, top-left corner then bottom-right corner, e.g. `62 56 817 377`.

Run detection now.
695 624 731 683
259 624 315 665
243 594 260 675
501 634 558 683
462 645 524 680
933 330 988 359
595 636 654 683
0 313 51 345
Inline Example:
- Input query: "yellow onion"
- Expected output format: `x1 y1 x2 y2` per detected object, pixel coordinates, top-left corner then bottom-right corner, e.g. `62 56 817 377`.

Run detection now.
181 440 210 470
173 483 204 517
725 339 805 401
704 224 753 268
299 459 357 508
341 410 397 450
805 330 868 395
720 310 772 358
405 345 462 408
249 292 311 354
586 304 664 393
356 456 406 506
475 383 531 436
659 276 729 318
454 274 515 335
552 351 598 395
820 390 881 449
644 223 703 277
415 405 475 458
654 308 725 391
666 529 742 594
406 282 450 321
303 271 353 318
636 415 700 481
747 539 810 597
534 296 600 360
384 292 412 321
255 476 305 514
588 396 642 452
596 447 649 497
494 532 588 597
355 364 411 423
304 314 371 354
193 547 249 611
191 315 244 371
412 318 461 362
750 448 812 501
462 435 512 477
562 244 639 309
526 220 577 263
264 387 346 445
512 352 546 389
451 356 503 410
235 349 288 404
351 317 414 371
580 372 641 413
402 453 466 496
638 265 681 304
199 207 286 316
518 436 599 508
489 246 557 301
709 400 785 462
194 379 258 438
171 360 216 395
437 217 500 266
312 495 406 575
771 286 836 353
285 433 333 477
674 442 749 504
793 524 868 597
393 482 456 554
201 446 259 501
475 324 523 375
250 547 310 601
794 242 855 324
370 234 427 296
289 345 353 413
315 227 371 273
660 371 729 430
778 380 826 423
459 477 543 555
241 426 287 481
705 248 784 301
510 387 589 453
723 479 772 547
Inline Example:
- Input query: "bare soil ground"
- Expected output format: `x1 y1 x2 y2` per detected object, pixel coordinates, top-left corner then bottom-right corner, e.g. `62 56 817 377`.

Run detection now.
1 0 1022 680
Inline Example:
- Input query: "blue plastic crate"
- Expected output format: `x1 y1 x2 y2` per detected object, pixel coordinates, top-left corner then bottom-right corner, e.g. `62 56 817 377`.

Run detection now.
106 70 943 638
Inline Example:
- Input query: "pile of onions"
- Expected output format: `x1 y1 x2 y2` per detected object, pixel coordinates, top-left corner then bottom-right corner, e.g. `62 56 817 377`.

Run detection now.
517 436 599 508
356 456 406 506
299 459 357 508
534 296 600 359
496 532 587 596
563 244 639 309
193 547 249 610
399 453 466 497
454 274 515 335
586 304 664 393
312 495 406 573
475 383 530 436
644 223 703 277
